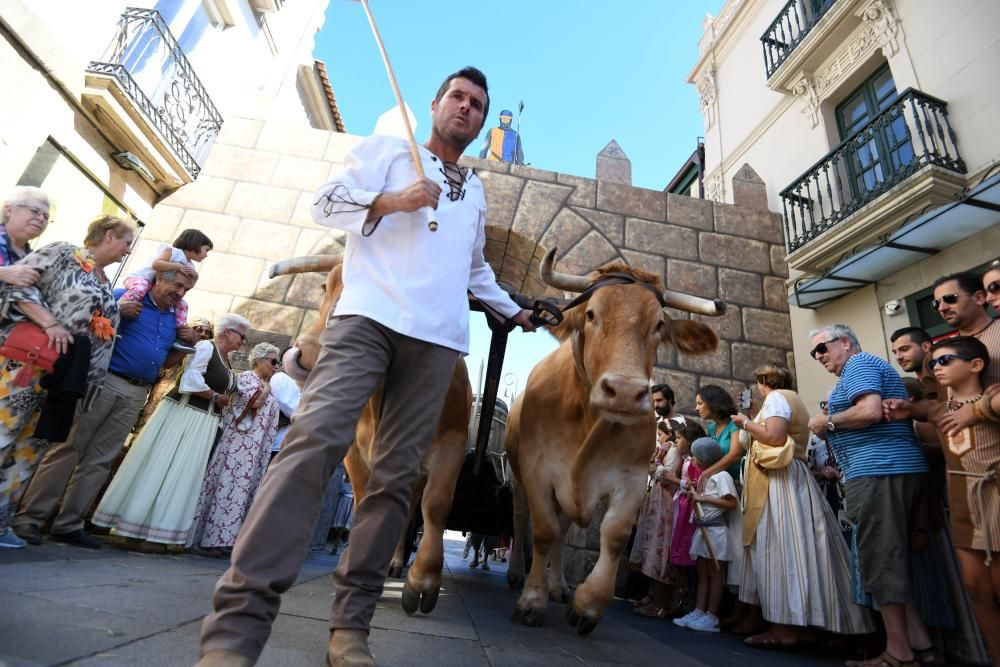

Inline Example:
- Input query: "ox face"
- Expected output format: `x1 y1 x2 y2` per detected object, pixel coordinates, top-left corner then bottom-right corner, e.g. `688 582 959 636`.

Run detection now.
578 284 719 424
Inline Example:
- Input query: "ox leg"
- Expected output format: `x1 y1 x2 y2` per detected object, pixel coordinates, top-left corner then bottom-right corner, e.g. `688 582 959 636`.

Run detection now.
513 498 559 627
566 487 643 636
401 438 464 615
507 478 529 591
387 477 424 579
546 514 573 604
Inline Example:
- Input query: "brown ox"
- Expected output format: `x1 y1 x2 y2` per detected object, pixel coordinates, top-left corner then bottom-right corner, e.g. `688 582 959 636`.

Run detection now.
269 255 471 616
506 249 723 634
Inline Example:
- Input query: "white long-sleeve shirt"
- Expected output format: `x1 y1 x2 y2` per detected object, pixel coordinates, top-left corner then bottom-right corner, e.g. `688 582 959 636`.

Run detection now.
310 135 520 354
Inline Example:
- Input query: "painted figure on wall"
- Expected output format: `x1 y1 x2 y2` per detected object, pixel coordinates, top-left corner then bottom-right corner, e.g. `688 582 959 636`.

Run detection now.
479 109 524 165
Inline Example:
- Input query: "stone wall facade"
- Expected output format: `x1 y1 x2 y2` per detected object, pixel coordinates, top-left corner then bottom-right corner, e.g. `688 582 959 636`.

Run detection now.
144 119 793 588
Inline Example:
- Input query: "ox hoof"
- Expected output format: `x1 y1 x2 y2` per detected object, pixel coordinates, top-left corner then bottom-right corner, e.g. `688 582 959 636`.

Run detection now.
549 586 571 604
401 584 419 615
387 563 404 579
511 606 546 627
507 572 524 591
566 605 599 636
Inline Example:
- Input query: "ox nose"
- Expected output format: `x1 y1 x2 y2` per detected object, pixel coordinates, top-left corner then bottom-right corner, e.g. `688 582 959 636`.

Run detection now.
595 374 651 415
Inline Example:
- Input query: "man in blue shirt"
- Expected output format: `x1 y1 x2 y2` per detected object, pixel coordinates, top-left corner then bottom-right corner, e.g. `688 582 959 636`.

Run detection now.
807 323 931 667
13 269 196 549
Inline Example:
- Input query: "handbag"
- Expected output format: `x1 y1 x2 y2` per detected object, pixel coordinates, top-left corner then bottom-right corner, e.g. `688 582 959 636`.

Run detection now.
0 322 61 387
751 434 796 470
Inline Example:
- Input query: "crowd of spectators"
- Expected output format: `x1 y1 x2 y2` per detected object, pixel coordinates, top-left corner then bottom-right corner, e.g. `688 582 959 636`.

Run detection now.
627 266 999 667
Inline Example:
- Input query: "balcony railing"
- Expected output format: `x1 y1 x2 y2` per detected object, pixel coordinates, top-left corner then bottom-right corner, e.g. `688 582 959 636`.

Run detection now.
761 0 837 79
780 89 965 252
87 7 222 179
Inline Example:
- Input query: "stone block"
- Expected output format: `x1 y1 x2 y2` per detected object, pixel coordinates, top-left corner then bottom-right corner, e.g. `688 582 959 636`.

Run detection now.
512 181 573 240
233 298 306 338
770 244 789 278
484 239 505 272
504 232 538 268
229 219 299 261
718 268 763 307
539 208 591 258
144 205 183 243
596 181 665 220
485 225 510 243
462 155 508 174
742 308 793 348
666 193 714 231
257 123 330 160
179 210 239 253
254 264 293 303
285 272 327 308
732 342 790 381
299 308 321 339
694 304 742 341
621 249 665 284
699 376 749 404
764 276 790 311
698 233 770 272
160 176 234 212
565 524 587 549
498 254 530 292
625 219 697 260
731 163 769 212
216 117 263 148
574 208 623 246
272 155 334 191
678 343 731 377
324 133 366 163
713 201 783 244
559 231 619 274
225 182 299 222
596 140 631 185
290 191 324 228
653 368 697 413
656 343 676 368
200 144 278 184
478 170 524 229
666 259 717 299
196 252 265 297
558 173 597 208
185 289 235 324
510 164 557 182
293 228 343 257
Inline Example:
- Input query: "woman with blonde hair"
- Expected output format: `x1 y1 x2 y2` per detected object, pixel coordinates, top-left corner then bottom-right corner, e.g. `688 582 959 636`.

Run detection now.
0 215 135 548
188 342 281 555
732 362 872 647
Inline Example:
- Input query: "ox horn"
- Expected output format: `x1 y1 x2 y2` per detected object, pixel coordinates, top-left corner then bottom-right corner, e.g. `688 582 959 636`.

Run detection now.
269 254 342 279
662 290 727 317
539 248 591 293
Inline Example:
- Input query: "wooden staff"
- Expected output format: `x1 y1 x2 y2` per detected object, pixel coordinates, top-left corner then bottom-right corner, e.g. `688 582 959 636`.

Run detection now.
691 497 720 571
352 0 438 232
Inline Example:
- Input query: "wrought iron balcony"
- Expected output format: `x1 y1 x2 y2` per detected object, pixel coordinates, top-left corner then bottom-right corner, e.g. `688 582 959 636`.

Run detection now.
761 0 837 79
86 7 222 179
781 89 965 253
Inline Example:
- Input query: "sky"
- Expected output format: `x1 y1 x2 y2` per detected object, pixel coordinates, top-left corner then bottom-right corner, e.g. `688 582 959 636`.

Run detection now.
313 1 724 400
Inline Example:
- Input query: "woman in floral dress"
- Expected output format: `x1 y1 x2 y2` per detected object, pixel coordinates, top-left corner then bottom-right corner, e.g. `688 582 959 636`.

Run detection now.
0 216 134 548
187 342 281 554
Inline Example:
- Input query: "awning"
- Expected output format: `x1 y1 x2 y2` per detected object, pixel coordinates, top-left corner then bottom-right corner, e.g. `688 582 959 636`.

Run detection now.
790 170 1000 309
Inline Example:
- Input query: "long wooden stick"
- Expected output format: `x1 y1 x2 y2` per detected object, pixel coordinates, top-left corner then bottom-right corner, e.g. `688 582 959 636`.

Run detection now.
354 0 438 232
691 499 720 571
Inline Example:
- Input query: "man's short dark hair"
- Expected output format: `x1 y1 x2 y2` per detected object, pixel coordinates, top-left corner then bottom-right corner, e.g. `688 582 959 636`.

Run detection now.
651 383 674 403
435 66 490 128
932 272 984 297
890 326 931 345
932 335 990 376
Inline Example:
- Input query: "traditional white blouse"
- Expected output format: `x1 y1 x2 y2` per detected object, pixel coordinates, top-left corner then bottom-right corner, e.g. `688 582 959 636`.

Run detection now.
310 135 520 354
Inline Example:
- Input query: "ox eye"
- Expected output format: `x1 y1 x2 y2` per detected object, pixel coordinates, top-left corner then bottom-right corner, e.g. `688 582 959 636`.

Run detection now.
655 320 665 334
585 309 595 322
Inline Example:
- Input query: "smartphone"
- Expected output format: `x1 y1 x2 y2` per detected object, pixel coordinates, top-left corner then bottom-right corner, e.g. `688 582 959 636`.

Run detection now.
739 387 752 410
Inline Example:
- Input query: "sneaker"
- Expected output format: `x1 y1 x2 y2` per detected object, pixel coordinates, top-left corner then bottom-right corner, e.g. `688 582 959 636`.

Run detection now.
673 609 704 629
172 340 196 354
688 612 720 633
0 528 27 549
13 523 42 545
50 529 103 550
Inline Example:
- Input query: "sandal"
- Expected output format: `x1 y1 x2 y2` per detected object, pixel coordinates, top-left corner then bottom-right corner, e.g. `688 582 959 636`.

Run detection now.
745 631 798 650
911 647 944 666
844 651 917 667
632 604 666 618
630 595 653 608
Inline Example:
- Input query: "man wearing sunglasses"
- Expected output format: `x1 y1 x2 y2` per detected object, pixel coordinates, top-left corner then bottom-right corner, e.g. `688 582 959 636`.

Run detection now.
807 324 931 667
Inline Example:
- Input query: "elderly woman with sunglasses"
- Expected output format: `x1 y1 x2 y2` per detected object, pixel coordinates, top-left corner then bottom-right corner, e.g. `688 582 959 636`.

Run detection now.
93 314 249 550
0 187 51 287
187 342 281 556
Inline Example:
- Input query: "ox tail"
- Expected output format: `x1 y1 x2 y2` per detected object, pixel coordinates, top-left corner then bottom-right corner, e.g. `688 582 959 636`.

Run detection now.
569 419 615 521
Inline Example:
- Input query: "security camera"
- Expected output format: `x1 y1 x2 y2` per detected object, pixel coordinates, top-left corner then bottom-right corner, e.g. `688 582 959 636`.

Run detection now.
884 300 904 316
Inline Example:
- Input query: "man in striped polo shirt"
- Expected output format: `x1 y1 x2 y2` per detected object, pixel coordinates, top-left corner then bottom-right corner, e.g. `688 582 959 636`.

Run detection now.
807 324 931 667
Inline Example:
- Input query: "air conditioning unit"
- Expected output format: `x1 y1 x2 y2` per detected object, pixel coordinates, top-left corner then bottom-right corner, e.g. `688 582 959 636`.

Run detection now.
249 0 282 13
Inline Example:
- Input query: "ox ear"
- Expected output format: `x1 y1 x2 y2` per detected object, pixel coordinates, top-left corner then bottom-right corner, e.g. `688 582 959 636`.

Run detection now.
662 318 719 355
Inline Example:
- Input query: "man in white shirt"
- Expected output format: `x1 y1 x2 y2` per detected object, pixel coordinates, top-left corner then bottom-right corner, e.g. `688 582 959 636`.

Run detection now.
198 67 534 667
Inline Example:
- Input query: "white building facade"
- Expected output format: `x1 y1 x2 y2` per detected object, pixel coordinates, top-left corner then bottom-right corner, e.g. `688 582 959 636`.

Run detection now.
689 0 1000 407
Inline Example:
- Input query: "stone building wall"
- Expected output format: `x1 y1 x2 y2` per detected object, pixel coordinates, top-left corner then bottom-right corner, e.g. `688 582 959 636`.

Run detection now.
142 118 793 587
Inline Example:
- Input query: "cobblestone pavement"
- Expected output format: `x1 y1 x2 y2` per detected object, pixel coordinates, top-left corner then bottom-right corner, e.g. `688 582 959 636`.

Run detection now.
1 532 849 666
